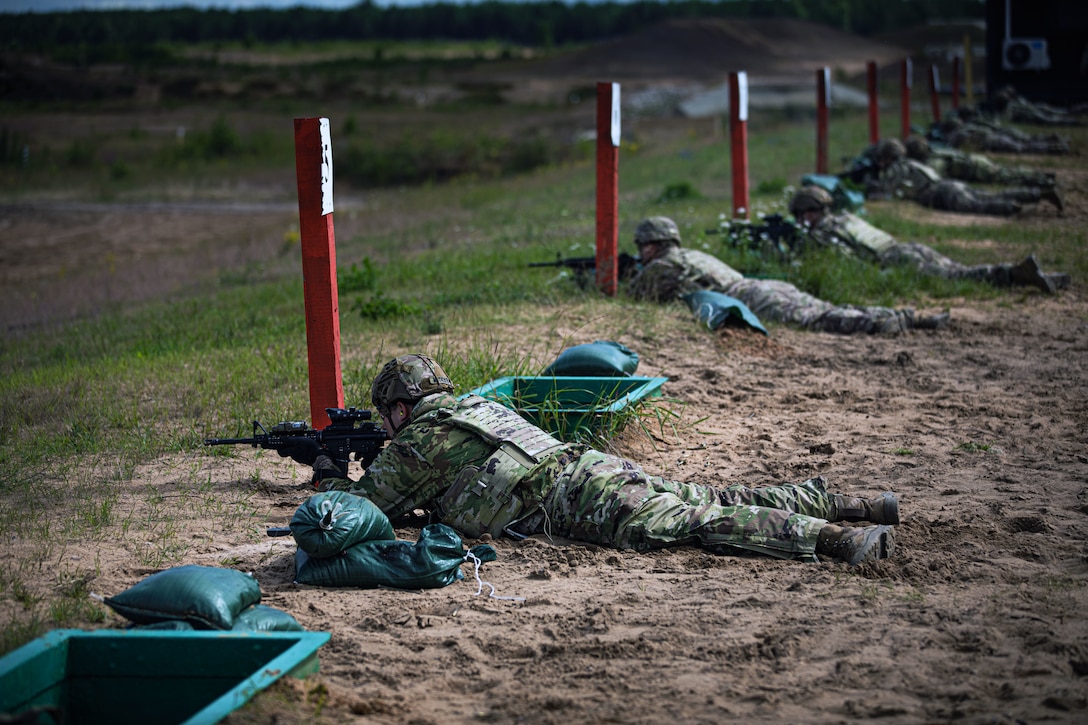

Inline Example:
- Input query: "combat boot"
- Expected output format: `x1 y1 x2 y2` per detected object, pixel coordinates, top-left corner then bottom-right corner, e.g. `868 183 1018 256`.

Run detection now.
1047 273 1071 290
1043 186 1064 212
832 492 900 525
1009 254 1056 295
816 524 895 566
913 312 950 330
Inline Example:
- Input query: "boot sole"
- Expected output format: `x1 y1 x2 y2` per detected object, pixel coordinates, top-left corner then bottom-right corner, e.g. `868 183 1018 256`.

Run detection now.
847 525 895 565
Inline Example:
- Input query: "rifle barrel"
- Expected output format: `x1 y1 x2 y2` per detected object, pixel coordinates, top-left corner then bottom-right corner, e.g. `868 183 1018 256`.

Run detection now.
203 437 257 446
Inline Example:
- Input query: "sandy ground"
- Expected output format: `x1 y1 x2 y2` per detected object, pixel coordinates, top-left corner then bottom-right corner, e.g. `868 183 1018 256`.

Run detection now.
63 284 1086 725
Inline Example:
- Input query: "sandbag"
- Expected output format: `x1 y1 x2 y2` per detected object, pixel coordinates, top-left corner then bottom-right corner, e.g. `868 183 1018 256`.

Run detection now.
541 340 639 377
683 290 768 335
800 173 866 213
294 523 497 590
104 565 261 630
233 604 304 632
291 490 395 558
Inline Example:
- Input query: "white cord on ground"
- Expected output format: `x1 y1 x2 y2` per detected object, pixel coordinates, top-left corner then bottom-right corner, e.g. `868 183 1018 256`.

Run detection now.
465 551 525 602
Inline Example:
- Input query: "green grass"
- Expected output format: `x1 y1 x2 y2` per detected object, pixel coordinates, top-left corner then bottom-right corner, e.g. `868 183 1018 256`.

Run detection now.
1 99 1084 654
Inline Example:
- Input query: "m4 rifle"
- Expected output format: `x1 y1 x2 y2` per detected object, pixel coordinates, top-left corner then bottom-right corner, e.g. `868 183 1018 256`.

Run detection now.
204 406 388 478
529 251 640 286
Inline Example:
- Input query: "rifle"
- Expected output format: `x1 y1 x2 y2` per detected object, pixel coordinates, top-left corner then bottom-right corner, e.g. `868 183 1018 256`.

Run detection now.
709 213 805 261
529 252 640 286
204 406 388 478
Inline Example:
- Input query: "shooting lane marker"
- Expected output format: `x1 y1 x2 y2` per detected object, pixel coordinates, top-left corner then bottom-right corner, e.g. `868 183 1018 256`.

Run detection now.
867 60 880 145
929 65 942 123
294 117 345 430
952 55 961 110
816 67 831 174
595 81 620 297
901 58 913 139
729 71 749 219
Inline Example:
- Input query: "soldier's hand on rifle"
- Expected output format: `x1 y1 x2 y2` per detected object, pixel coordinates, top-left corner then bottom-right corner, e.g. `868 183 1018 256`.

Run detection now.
275 438 323 466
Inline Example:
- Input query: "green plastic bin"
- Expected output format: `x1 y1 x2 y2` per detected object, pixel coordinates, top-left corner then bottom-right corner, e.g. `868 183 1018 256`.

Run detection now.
0 628 330 725
466 376 668 438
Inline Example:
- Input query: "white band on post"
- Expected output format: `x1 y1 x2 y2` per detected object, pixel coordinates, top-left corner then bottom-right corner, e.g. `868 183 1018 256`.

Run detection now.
737 72 749 122
610 83 621 147
319 117 334 216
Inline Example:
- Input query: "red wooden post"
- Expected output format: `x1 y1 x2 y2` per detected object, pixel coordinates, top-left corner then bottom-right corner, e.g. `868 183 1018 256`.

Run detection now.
900 58 913 139
293 117 344 430
595 81 620 297
815 67 830 174
867 60 880 145
951 56 961 110
928 64 941 122
729 71 749 219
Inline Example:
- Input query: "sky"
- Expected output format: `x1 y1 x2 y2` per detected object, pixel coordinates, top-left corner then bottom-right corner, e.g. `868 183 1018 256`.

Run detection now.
0 0 550 12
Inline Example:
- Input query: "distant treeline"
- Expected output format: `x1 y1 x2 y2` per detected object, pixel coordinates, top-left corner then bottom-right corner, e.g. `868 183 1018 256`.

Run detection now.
2 0 984 50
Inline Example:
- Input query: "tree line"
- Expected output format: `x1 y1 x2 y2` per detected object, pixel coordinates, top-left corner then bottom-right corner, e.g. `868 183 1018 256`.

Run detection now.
2 0 984 51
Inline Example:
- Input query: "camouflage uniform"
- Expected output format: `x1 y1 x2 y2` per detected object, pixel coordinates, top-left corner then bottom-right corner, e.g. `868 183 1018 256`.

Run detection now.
315 391 841 561
938 117 1071 155
627 245 917 335
869 158 1048 216
924 147 1055 188
992 87 1085 127
807 211 1050 288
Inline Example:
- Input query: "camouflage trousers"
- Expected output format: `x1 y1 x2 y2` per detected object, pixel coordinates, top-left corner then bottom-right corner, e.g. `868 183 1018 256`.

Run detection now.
920 180 1043 216
542 450 832 561
935 155 1055 187
722 278 910 335
879 242 1016 285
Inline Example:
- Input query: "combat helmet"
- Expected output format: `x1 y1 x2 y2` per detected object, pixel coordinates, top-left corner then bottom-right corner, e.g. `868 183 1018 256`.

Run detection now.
788 185 834 218
634 216 682 248
904 135 931 161
876 138 906 163
371 354 454 415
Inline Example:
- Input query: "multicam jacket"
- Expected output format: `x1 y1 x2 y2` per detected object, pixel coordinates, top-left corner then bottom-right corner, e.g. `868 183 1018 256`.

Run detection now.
626 247 743 302
868 158 941 204
625 243 912 335
926 148 1054 187
317 392 837 560
807 212 897 263
318 392 580 538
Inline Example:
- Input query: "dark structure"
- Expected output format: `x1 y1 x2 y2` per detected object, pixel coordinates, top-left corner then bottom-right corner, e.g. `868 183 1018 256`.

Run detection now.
986 0 1088 105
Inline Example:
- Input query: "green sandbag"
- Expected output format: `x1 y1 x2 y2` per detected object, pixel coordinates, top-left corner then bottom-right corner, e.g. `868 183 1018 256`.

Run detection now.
104 565 261 630
800 173 866 213
291 490 395 559
293 523 497 590
233 604 304 632
541 340 639 377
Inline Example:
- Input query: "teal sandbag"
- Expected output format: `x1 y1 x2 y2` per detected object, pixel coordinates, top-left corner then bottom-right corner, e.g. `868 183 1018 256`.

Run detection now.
541 340 639 377
104 565 261 630
291 490 396 559
293 524 498 590
800 173 867 213
233 604 304 632
683 290 768 335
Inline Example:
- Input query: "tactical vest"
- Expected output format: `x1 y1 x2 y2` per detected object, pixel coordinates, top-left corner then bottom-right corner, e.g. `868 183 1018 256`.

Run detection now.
827 213 897 261
675 248 745 291
435 395 568 539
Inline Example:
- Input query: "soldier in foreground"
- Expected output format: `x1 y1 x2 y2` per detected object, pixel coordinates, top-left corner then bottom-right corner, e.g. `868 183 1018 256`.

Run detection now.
277 354 899 565
789 186 1069 295
865 138 1063 216
626 216 948 334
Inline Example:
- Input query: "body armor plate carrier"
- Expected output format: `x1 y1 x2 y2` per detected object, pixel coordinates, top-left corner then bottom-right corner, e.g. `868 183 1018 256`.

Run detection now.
437 395 567 538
